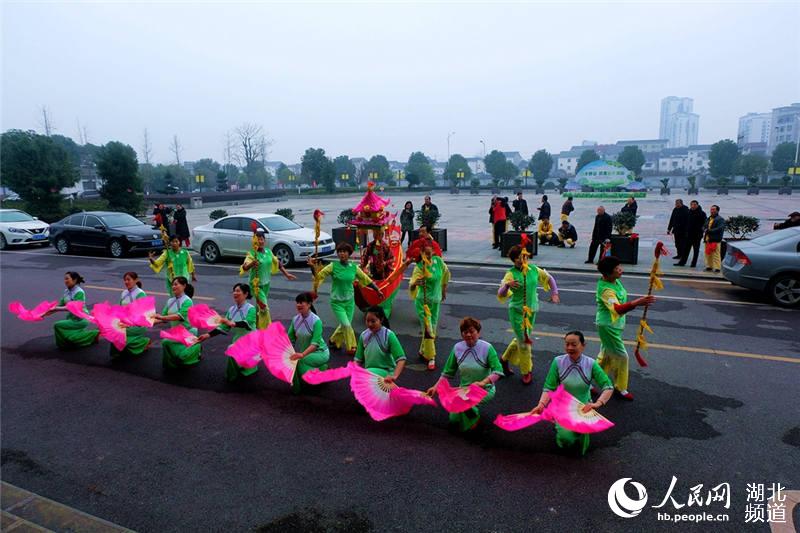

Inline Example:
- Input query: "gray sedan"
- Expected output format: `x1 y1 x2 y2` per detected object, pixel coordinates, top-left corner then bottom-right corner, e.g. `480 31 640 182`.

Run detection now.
722 227 800 307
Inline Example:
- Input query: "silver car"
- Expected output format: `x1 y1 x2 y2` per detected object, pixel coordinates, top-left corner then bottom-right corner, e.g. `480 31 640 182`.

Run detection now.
722 227 800 308
192 212 335 266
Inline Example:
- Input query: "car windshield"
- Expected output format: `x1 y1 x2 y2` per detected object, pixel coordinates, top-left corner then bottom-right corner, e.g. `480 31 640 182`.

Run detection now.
0 211 35 223
101 213 143 228
749 230 797 246
259 216 301 232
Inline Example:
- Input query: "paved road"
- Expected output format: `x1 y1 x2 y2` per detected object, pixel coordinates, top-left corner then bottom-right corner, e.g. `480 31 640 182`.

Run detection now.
1 247 798 532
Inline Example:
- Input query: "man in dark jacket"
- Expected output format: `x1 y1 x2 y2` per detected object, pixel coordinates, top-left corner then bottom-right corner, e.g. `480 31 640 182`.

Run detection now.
703 204 725 273
620 196 638 216
774 211 800 230
585 206 613 264
557 220 578 248
667 199 690 265
561 196 574 221
512 191 529 215
536 195 551 220
681 200 707 268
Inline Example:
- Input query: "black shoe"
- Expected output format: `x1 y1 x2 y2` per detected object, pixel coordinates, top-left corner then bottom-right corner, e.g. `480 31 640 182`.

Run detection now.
674 262 685 266
501 359 514 377
584 260 594 264
704 268 712 272
672 255 680 259
690 263 697 268
713 269 720 273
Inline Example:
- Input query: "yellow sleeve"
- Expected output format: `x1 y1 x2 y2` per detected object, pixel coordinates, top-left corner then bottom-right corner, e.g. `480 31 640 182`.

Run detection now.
497 271 515 303
537 267 552 293
355 266 373 287
271 254 280 275
239 251 254 276
313 263 333 293
601 288 621 322
149 250 167 273
441 261 451 287
408 264 423 299
186 252 195 274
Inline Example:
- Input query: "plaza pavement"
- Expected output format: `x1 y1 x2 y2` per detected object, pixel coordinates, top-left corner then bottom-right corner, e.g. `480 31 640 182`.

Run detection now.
180 189 797 278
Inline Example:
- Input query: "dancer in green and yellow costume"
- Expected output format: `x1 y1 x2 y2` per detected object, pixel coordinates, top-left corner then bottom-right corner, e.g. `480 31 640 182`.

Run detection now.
149 235 196 293
407 241 450 371
240 230 296 329
310 242 383 355
49 271 99 349
497 243 559 384
154 276 202 370
287 292 330 394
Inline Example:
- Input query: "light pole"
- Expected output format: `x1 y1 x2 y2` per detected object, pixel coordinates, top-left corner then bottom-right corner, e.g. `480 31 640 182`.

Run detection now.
480 140 486 157
368 171 379 184
447 131 456 161
456 169 465 188
522 169 532 189
340 173 349 187
195 174 205 193
396 170 404 185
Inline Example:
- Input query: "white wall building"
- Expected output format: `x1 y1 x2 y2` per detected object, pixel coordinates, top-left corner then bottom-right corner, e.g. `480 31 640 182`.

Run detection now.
738 112 772 145
660 96 699 148
768 103 800 154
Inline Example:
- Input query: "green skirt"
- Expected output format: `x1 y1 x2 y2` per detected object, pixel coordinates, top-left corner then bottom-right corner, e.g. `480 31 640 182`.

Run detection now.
554 423 591 455
291 350 330 394
162 339 201 369
449 385 495 432
110 326 150 358
225 357 260 382
54 319 99 349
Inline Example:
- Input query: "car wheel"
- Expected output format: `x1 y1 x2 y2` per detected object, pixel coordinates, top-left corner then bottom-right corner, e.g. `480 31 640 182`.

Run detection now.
201 241 221 263
109 239 125 258
0 234 6 250
55 237 70 254
273 244 294 267
767 273 800 308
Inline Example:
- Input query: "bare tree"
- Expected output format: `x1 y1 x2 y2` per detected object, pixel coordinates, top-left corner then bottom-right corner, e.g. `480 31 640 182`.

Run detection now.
223 131 235 168
141 128 153 165
235 123 272 173
39 106 54 136
169 134 182 166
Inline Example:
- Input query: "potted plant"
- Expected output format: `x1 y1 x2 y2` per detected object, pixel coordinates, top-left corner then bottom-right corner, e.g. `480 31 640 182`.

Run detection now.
659 178 670 195
721 215 760 259
500 210 537 258
470 178 480 195
412 208 447 251
778 174 793 195
449 179 460 194
534 176 546 195
274 207 294 221
557 177 568 193
610 210 639 264
687 175 699 195
716 176 730 195
331 208 356 248
746 175 760 195
490 179 501 195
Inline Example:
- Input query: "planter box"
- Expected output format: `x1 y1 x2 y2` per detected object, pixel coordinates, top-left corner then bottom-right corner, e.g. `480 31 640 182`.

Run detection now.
688 187 699 195
717 188 729 195
581 186 593 192
778 187 793 195
660 187 670 195
449 187 460 194
610 234 639 265
500 231 538 258
746 187 759 195
410 228 448 252
470 188 480 195
491 188 501 195
535 187 546 195
331 226 356 249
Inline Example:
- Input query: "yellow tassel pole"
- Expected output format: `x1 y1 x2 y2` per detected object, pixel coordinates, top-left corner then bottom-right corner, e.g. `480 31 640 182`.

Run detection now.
159 224 174 283
634 242 667 366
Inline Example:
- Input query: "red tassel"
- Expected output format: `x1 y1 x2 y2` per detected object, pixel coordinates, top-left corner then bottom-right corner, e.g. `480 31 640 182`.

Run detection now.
634 348 648 367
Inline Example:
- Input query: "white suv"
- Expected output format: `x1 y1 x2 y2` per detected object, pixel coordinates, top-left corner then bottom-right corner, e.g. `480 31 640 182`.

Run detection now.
192 213 335 266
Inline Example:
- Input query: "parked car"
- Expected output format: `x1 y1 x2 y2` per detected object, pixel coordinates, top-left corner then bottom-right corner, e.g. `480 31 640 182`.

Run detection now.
192 212 335 266
0 209 50 250
721 227 800 307
49 211 164 258
78 189 102 199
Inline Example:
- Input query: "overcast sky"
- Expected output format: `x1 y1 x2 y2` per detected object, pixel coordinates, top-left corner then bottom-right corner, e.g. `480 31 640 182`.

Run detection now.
3 1 798 165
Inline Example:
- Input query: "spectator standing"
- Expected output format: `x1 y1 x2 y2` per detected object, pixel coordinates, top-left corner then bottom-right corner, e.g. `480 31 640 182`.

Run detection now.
421 195 438 216
537 195 551 220
512 191 529 215
620 196 638 217
680 200 707 268
585 206 613 264
491 197 510 249
703 204 725 273
667 199 690 265
174 203 191 247
561 196 574 221
399 201 415 245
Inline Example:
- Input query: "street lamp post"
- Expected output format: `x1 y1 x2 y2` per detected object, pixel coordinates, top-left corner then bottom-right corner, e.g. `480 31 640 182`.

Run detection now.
368 171 378 183
522 169 532 189
340 173 349 188
480 140 486 157
447 131 456 161
195 174 205 193
456 169 465 188
396 170 404 186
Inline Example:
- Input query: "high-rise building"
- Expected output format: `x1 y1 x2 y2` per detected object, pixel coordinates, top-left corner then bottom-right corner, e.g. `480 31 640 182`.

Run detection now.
738 112 772 145
768 103 800 154
660 96 699 148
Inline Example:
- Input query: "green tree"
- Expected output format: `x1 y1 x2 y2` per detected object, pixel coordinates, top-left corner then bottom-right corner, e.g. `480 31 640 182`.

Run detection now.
484 150 508 184
443 154 473 186
771 142 797 173
736 154 769 186
321 158 337 193
404 151 435 187
708 139 739 179
504 161 519 185
301 148 329 185
275 163 293 186
405 173 421 188
95 141 142 214
617 145 646 177
365 154 392 183
576 149 600 173
528 149 553 186
193 158 221 190
0 130 78 219
216 170 228 192
333 155 357 186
